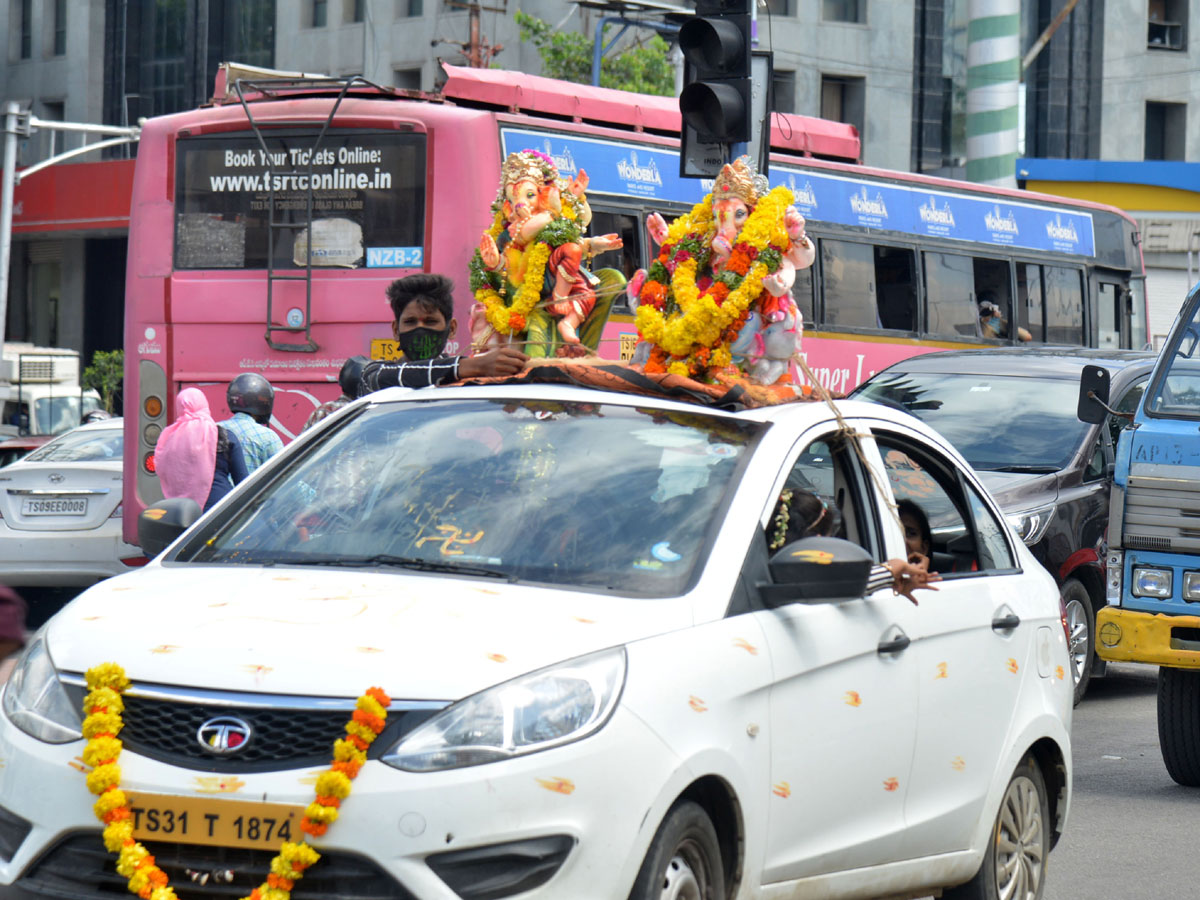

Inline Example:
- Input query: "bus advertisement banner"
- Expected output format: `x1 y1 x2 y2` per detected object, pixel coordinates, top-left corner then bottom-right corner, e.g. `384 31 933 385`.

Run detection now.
174 130 426 270
501 127 1095 257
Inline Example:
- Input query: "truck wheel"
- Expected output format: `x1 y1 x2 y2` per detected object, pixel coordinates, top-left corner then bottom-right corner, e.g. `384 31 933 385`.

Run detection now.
627 800 725 900
944 754 1049 900
1061 579 1094 706
1157 667 1200 786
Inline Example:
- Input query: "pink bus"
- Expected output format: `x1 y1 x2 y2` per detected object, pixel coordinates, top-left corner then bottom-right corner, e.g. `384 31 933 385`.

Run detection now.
122 63 1148 544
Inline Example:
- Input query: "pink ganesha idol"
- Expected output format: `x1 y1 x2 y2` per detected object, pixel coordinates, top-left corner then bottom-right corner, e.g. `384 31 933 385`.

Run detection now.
630 156 816 385
470 150 624 357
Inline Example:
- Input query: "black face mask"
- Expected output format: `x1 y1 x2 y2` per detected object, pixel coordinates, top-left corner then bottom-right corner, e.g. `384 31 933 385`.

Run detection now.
397 325 451 361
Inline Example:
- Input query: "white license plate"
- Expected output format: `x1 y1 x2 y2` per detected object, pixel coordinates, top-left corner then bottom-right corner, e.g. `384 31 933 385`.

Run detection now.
21 497 87 516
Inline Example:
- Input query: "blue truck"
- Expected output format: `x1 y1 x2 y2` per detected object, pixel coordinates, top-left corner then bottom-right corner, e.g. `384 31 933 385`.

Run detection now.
1086 282 1200 784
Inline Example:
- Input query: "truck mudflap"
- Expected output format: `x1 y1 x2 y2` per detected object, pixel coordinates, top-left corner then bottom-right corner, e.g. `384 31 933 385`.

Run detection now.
1096 606 1200 667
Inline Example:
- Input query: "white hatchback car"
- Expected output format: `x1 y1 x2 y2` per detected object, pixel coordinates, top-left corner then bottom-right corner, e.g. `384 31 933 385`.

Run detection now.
0 382 1071 900
0 418 142 586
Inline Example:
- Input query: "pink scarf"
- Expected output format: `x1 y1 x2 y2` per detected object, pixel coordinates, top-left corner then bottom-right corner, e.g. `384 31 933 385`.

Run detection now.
154 388 218 510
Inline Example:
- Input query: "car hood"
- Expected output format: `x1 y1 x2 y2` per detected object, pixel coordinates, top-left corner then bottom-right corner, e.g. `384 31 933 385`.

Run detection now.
45 566 692 701
975 470 1060 514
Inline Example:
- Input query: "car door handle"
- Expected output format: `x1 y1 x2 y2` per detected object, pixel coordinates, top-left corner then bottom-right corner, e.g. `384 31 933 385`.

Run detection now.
878 634 911 655
992 614 1021 631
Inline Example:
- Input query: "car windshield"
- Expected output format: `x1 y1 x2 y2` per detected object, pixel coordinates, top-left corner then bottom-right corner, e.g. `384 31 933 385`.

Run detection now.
24 427 122 462
184 398 763 597
32 395 100 435
857 371 1087 471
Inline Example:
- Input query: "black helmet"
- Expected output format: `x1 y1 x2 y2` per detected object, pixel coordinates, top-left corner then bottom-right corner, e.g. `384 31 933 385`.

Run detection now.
83 410 114 424
227 373 275 423
338 355 369 398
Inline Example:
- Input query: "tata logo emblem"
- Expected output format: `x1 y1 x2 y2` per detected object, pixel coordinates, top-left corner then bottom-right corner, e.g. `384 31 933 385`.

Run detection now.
197 716 253 755
47 473 65 484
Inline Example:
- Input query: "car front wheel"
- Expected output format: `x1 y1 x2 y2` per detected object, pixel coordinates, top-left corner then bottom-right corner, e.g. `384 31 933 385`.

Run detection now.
628 800 725 900
944 755 1049 900
1061 579 1094 705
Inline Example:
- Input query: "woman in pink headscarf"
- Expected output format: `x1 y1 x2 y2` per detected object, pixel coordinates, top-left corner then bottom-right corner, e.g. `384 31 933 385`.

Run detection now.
155 388 248 511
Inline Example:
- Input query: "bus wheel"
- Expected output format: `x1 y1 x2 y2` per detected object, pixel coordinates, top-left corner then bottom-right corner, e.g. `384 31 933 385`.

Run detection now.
628 801 725 900
1061 579 1093 706
1157 667 1200 786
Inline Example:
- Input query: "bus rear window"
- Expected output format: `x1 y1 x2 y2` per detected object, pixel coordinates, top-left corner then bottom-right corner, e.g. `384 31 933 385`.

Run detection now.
174 130 426 270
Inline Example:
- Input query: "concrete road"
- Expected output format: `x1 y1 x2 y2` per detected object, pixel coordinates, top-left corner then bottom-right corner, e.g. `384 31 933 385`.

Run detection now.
1044 663 1200 900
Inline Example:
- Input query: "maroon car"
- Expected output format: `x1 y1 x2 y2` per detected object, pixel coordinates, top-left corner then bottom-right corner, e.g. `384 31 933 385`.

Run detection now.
0 435 53 469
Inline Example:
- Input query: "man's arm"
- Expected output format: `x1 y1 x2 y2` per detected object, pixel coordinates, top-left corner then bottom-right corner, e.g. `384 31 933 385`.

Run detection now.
356 347 528 396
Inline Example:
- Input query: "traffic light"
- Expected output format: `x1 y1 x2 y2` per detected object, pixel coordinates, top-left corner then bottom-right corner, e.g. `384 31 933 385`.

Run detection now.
678 0 753 147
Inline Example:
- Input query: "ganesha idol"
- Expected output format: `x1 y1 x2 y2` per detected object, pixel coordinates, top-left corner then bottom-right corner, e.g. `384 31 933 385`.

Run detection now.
469 150 625 358
629 156 815 394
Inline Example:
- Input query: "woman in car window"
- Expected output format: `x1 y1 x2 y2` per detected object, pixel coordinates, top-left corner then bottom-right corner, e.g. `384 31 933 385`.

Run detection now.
898 499 931 559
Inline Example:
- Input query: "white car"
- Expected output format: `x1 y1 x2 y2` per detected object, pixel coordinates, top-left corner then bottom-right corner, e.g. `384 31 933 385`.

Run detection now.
0 418 142 586
0 382 1071 900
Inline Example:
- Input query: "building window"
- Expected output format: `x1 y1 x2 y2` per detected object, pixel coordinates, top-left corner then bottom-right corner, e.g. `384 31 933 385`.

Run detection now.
349 0 364 22
1145 101 1186 160
762 0 794 15
823 0 865 23
19 0 32 58
401 0 424 16
1148 0 1186 49
772 69 796 115
312 0 327 27
53 0 66 55
393 67 421 90
821 74 866 140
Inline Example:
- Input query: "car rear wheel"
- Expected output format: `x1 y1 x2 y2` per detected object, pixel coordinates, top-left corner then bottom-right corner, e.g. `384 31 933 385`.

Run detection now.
1157 667 1200 786
1061 579 1094 706
628 800 725 900
944 755 1049 900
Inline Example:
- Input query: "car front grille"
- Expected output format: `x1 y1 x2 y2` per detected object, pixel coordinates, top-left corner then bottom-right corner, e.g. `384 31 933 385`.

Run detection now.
60 677 444 774
18 832 417 900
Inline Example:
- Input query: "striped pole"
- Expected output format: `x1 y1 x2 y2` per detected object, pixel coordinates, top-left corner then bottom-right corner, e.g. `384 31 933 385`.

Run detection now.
966 0 1020 187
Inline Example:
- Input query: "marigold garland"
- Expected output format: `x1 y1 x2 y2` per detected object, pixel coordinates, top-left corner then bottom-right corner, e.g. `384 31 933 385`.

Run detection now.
81 664 391 900
637 186 794 377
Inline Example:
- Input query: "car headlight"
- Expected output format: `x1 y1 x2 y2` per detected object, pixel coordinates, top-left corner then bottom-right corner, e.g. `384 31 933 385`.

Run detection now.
382 647 626 772
1 636 82 744
1005 504 1056 546
1132 567 1172 599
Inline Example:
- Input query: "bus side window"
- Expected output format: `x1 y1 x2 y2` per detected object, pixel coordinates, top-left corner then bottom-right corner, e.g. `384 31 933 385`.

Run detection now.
587 208 641 311
923 250 979 337
793 261 815 327
1094 282 1122 349
1017 262 1045 342
875 246 917 332
821 239 877 328
1045 266 1084 345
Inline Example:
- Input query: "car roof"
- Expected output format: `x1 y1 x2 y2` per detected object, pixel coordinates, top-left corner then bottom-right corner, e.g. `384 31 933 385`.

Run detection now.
0 434 54 450
866 347 1157 379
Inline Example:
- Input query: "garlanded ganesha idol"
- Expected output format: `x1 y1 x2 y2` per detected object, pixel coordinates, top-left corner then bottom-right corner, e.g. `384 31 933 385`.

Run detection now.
469 149 625 357
629 156 815 396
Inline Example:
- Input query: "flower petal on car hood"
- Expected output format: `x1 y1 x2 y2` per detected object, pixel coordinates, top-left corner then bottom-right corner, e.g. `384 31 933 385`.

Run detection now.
45 566 692 700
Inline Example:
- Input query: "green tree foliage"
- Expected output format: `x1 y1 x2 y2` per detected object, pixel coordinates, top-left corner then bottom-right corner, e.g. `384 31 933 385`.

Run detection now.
515 11 674 97
83 349 124 414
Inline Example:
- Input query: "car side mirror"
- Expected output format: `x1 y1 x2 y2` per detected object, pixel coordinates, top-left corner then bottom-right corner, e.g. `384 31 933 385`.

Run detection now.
759 536 873 608
138 497 202 557
1077 365 1111 424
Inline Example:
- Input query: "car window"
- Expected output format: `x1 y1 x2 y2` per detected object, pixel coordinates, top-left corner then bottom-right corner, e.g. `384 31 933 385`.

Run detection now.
767 434 877 557
24 428 122 462
1108 377 1147 447
184 399 764 598
873 433 1011 577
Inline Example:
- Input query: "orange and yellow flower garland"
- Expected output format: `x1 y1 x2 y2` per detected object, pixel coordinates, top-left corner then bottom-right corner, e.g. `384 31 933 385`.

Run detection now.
81 663 391 900
636 186 794 378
